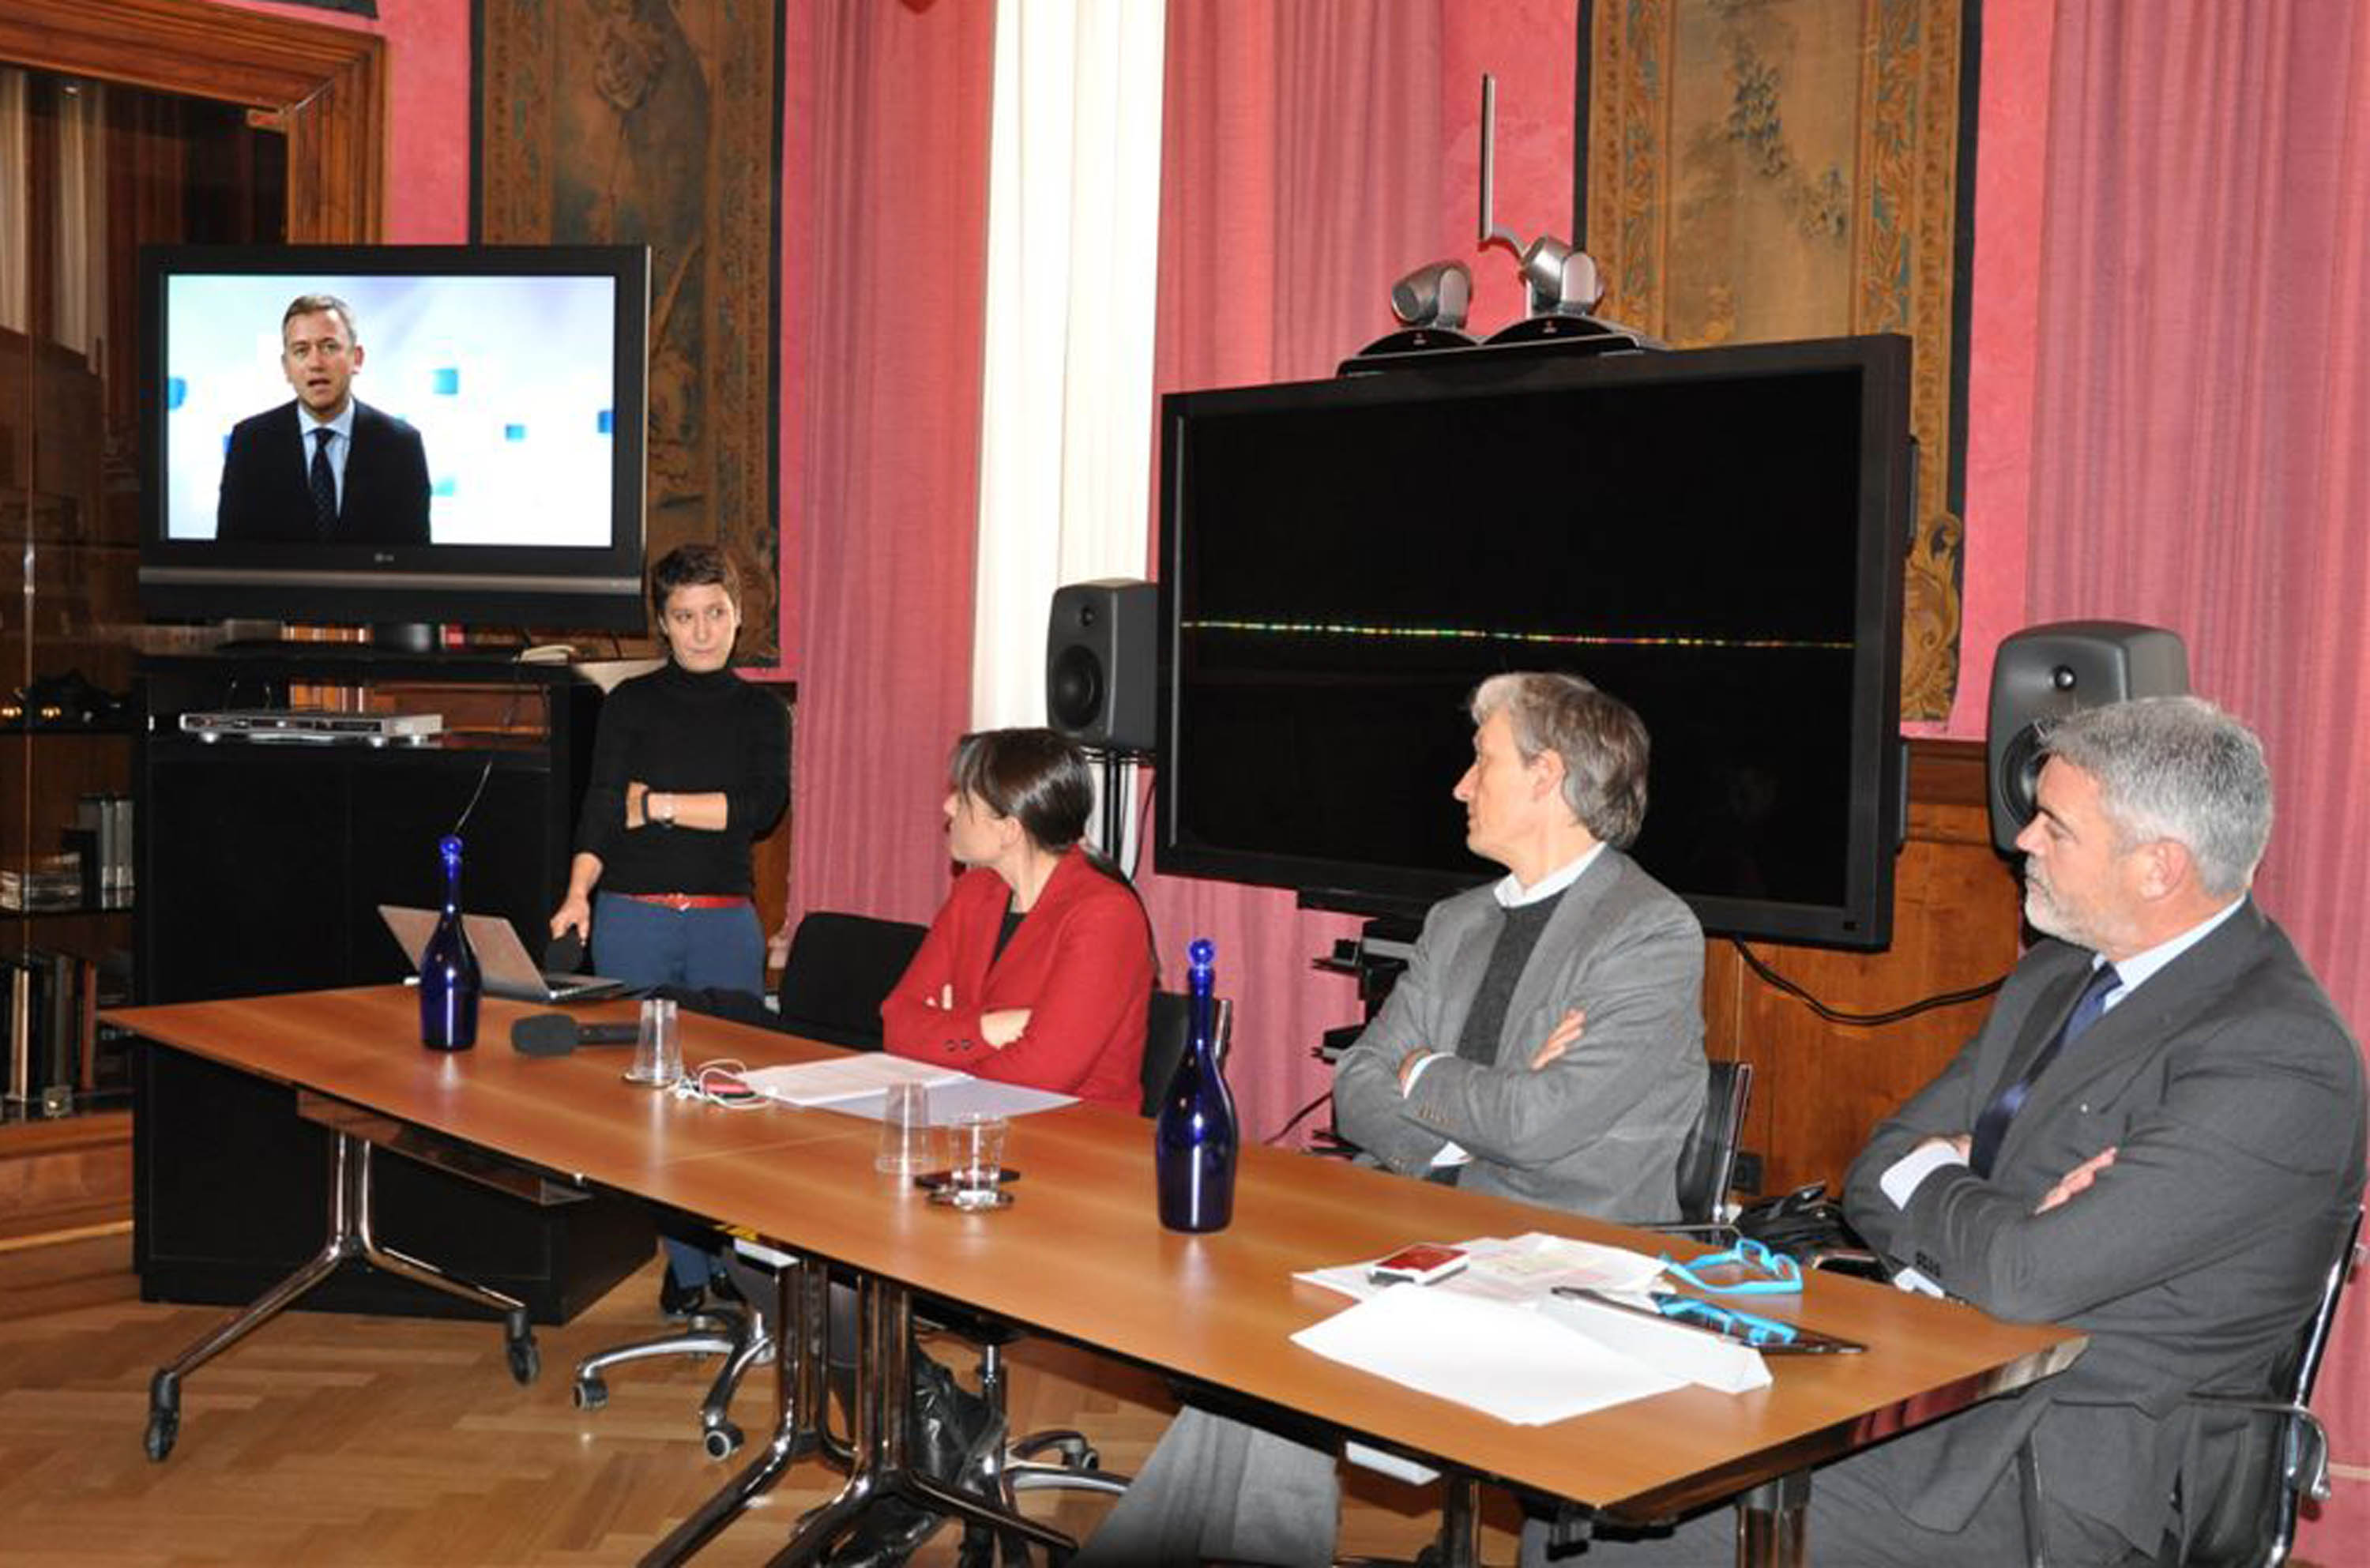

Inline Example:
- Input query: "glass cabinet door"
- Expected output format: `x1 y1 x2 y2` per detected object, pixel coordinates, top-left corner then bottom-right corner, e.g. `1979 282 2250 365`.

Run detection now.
2 65 282 1119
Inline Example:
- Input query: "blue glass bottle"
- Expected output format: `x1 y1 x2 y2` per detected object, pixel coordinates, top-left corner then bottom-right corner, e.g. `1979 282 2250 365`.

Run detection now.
1156 938 1237 1232
419 833 481 1050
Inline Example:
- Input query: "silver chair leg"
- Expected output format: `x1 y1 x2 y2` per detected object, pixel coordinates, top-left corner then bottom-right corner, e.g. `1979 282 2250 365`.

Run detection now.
642 1254 837 1567
145 1131 533 1462
766 1276 1076 1567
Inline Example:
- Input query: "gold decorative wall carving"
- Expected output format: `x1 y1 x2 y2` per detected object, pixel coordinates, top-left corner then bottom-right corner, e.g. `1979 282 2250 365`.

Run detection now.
477 0 784 660
1582 0 1973 720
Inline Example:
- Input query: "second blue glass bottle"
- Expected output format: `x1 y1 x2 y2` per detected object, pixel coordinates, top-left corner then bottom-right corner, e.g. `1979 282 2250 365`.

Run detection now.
419 833 481 1050
1155 938 1237 1232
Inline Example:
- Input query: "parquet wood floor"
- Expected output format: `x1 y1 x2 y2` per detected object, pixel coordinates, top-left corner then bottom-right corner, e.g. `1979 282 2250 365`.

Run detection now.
0 1237 1510 1566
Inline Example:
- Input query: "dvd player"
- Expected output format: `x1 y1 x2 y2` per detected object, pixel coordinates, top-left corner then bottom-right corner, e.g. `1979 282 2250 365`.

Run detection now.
181 709 443 746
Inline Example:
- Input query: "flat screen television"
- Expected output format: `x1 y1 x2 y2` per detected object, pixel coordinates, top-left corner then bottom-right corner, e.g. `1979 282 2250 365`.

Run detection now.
1156 333 1913 949
138 243 651 636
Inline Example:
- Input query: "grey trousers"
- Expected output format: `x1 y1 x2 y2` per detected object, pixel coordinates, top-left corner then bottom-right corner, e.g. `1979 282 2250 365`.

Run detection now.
1074 1407 2144 1568
1073 1406 1341 1568
1542 1438 2135 1566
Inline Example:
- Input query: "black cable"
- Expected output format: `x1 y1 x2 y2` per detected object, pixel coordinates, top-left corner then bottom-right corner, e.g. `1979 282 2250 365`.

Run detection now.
448 654 530 837
1728 935 2006 1026
1265 1088 1334 1146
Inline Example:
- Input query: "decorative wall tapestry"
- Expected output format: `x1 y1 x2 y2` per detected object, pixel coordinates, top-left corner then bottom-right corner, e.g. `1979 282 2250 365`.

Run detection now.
1578 0 1975 720
476 0 784 660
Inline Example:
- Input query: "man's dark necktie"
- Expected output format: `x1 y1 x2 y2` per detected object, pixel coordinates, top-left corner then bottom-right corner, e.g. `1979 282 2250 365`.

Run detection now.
309 427 338 532
1969 962 2122 1179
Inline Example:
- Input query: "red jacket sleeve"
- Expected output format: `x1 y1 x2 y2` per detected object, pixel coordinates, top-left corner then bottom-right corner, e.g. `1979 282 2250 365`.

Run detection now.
883 858 1152 1103
881 870 996 1056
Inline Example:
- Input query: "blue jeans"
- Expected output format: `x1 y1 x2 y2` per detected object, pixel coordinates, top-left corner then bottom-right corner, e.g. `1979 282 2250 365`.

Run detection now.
590 893 763 994
592 893 762 1291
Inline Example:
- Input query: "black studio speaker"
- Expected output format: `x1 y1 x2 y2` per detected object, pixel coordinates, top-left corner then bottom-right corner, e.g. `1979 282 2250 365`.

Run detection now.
1987 621 2189 852
1046 580 1157 753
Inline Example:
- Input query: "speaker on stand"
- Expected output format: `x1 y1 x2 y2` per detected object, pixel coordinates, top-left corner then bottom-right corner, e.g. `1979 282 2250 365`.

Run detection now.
1986 621 2190 853
1046 580 1158 867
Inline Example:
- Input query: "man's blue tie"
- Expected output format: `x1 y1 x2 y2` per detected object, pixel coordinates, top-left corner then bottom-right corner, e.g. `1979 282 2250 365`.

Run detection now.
1969 962 2122 1179
310 427 338 532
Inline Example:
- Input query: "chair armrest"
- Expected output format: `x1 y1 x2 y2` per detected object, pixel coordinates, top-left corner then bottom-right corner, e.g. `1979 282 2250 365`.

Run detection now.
2184 1396 2332 1502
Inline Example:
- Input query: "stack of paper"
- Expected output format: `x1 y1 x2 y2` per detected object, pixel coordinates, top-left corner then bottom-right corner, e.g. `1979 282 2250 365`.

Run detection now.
1294 1232 1771 1431
1295 1231 1667 1304
739 1056 962 1107
1293 1285 1690 1425
737 1057 1077 1120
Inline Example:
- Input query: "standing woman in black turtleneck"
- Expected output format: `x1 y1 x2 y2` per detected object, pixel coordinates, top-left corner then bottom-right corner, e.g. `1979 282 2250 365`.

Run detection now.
549 543 787 993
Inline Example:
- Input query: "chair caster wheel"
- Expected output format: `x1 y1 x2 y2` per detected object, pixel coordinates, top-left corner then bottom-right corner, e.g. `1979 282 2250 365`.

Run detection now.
507 1332 540 1386
572 1377 608 1410
703 1420 743 1460
145 1408 179 1462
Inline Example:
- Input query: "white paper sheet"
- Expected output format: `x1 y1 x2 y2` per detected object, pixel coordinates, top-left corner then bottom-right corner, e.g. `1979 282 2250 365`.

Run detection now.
1542 1292 1773 1394
1290 1284 1687 1425
737 1055 964 1107
738 1058 1077 1121
1295 1231 1667 1306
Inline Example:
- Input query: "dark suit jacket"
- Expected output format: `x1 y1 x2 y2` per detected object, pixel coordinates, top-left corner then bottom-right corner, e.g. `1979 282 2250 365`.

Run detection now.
216 399 432 545
1842 901 2365 1551
1333 848 1707 1222
881 853 1154 1111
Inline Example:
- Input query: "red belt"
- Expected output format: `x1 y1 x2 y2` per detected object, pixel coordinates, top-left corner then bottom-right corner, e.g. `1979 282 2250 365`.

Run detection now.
623 893 750 912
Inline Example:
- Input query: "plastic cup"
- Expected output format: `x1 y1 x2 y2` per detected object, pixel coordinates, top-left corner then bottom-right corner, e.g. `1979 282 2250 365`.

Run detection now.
876 1081 942 1175
623 997 679 1086
946 1112 1010 1209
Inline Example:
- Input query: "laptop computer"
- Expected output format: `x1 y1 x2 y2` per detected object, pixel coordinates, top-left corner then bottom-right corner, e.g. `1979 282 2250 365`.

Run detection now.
378 905 630 1003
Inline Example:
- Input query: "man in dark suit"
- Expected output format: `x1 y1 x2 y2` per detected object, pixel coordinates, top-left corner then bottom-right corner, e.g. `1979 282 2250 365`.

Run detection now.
1593 694 2365 1565
216 292 431 545
1076 672 1707 1568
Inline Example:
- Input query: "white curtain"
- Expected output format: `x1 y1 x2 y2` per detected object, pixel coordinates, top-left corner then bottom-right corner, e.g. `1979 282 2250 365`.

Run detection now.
969 0 1168 728
51 78 106 364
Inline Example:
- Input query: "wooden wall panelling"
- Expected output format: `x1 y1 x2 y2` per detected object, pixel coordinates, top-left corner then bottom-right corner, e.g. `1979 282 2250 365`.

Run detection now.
0 0 382 243
1708 740 2023 1196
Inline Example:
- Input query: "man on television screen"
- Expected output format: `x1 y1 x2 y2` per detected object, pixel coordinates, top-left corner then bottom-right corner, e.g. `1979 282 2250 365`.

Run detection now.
215 292 431 546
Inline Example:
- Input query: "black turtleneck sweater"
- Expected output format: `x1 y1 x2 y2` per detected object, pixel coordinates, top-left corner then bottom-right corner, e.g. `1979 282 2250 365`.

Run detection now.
574 661 789 897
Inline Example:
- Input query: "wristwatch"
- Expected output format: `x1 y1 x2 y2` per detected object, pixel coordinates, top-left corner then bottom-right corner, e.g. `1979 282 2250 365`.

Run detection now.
653 792 675 827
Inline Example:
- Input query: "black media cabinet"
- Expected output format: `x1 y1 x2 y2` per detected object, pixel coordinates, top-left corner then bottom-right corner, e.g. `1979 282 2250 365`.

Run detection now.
131 649 653 1322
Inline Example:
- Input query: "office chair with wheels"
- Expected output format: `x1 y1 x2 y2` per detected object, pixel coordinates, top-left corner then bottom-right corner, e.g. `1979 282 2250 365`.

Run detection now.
1657 1058 1754 1239
2020 1206 2360 1568
567 910 927 1457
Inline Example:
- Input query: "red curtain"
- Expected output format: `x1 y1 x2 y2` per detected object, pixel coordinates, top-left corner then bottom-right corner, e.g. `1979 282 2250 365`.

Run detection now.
785 0 999 931
2023 1 2370 1544
1141 0 1447 1144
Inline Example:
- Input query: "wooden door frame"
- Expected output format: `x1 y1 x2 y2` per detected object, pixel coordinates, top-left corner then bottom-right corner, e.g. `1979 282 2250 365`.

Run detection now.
0 0 385 241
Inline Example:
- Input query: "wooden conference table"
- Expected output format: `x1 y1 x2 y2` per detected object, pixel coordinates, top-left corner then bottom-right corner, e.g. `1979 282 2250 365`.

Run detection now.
112 987 2084 1566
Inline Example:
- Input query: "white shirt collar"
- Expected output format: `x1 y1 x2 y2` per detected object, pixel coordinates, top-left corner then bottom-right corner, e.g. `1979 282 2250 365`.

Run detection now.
2095 895 2247 1006
299 400 357 442
1492 841 1605 908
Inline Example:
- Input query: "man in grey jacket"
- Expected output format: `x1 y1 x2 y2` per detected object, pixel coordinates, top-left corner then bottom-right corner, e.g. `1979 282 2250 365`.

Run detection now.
1334 670 1707 1217
1076 671 1707 1568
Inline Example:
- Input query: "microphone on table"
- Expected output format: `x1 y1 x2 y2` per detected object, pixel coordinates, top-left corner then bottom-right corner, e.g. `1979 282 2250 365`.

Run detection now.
510 1012 641 1057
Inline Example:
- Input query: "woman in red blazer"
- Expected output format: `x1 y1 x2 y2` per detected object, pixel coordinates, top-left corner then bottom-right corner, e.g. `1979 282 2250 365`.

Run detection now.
882 728 1153 1108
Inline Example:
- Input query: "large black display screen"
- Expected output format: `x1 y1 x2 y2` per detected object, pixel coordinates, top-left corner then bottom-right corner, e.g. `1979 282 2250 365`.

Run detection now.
1156 334 1911 949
